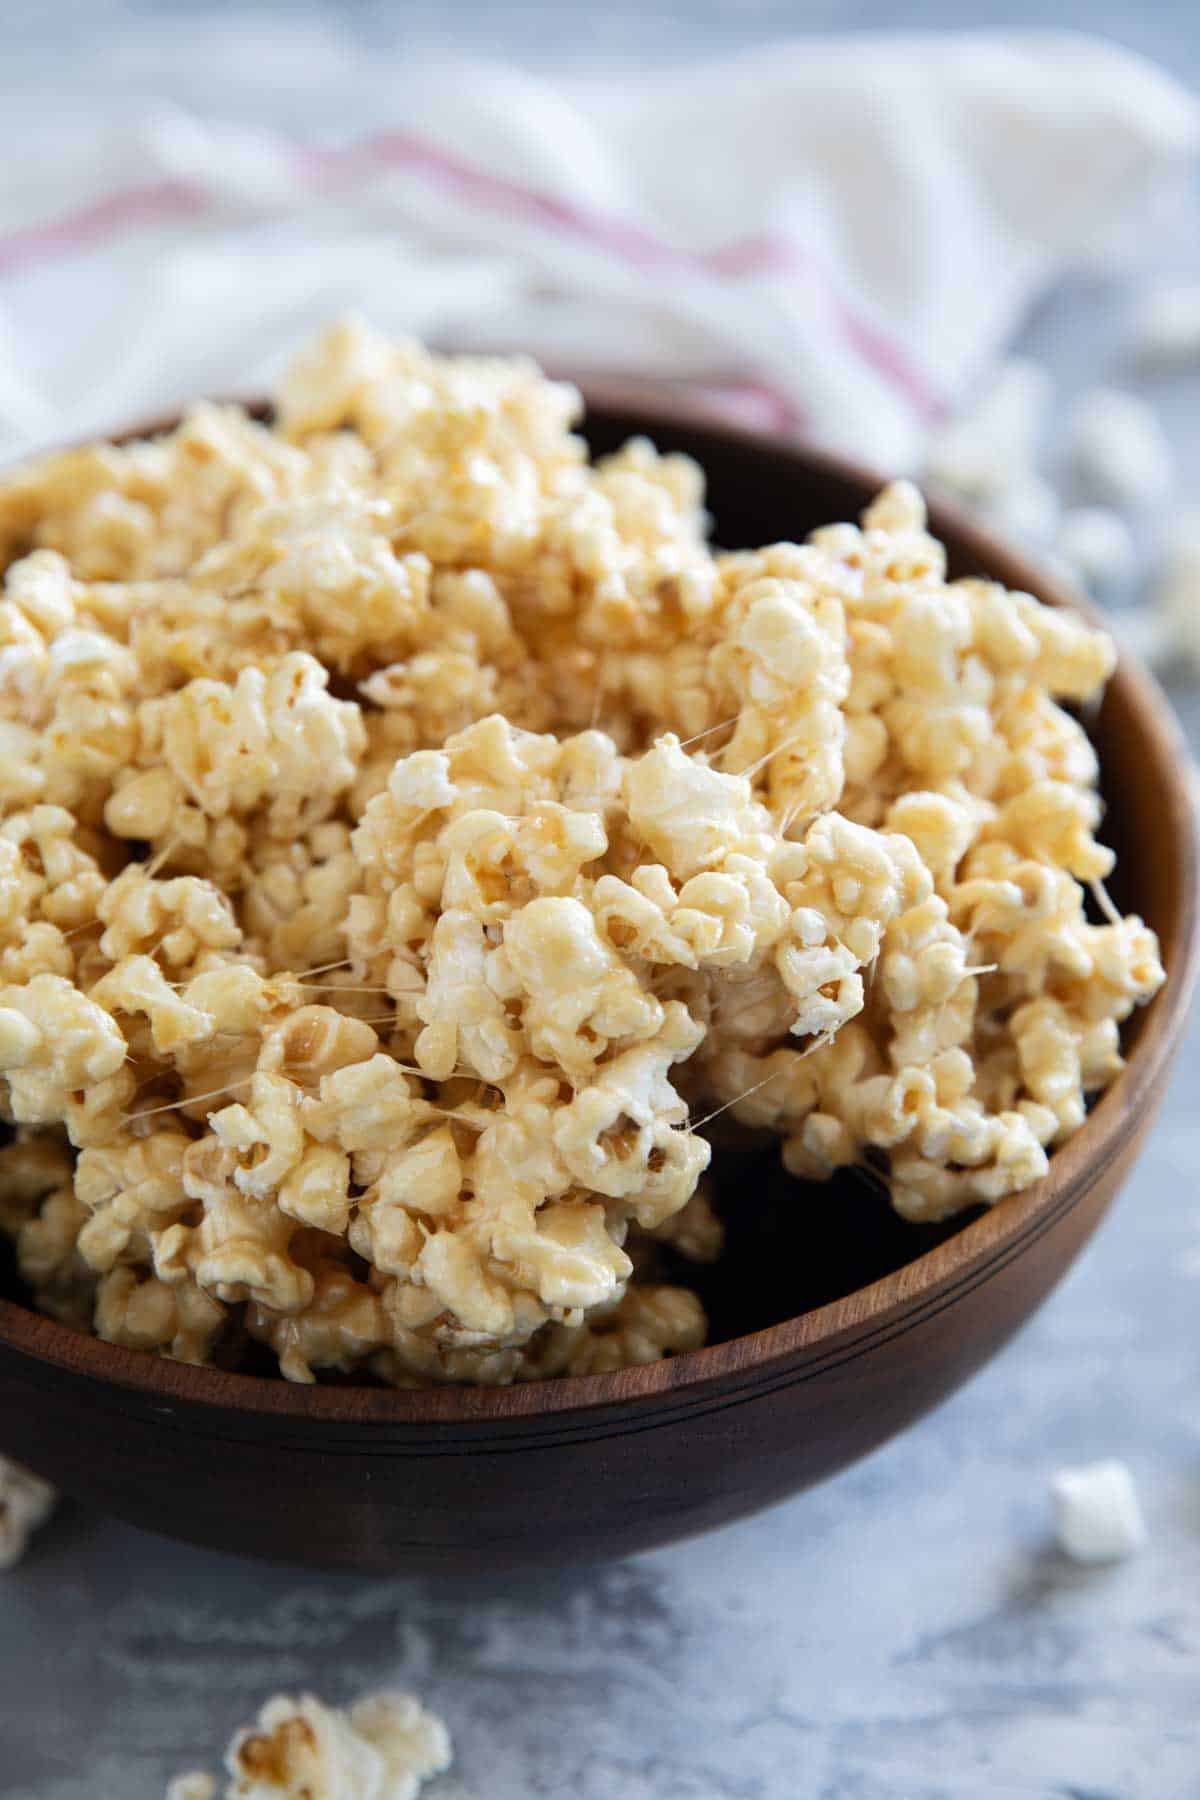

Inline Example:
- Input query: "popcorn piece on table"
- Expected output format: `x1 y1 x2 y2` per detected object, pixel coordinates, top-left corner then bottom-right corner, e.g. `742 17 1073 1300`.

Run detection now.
1149 508 1200 675
167 1686 452 1800
924 360 1051 504
1070 388 1173 510
1050 1459 1147 1563
981 477 1061 548
167 1776 218 1800
1055 508 1137 594
1131 280 1200 367
0 1455 56 1569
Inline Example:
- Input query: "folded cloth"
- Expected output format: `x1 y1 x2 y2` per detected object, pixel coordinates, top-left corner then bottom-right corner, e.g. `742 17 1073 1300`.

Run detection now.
0 31 1194 465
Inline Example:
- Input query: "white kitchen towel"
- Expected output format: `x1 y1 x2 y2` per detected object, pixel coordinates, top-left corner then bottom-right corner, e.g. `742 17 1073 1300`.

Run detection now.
0 31 1195 467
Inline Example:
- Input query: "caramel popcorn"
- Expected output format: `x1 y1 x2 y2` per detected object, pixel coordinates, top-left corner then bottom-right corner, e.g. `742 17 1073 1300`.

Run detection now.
0 320 1163 1387
168 1686 452 1800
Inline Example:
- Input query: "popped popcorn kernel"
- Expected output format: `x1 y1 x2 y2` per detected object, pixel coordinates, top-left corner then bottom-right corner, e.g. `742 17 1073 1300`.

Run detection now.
167 1683 452 1800
0 1455 56 1570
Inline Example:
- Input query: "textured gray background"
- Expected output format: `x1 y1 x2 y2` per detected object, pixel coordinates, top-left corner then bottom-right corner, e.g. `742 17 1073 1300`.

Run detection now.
3 6 1200 1797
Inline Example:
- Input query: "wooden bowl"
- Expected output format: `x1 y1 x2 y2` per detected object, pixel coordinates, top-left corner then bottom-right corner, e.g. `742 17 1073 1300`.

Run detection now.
0 404 1195 1576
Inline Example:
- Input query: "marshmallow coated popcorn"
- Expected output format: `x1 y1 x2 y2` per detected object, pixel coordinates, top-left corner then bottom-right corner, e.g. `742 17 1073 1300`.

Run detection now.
0 321 1164 1385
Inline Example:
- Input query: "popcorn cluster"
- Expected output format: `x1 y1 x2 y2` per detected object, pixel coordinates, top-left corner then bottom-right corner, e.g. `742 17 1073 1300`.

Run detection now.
167 1687 452 1800
0 321 1163 1386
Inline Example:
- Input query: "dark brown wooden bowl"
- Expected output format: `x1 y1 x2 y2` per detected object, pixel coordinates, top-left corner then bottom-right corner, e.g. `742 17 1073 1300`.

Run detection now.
0 403 1196 1575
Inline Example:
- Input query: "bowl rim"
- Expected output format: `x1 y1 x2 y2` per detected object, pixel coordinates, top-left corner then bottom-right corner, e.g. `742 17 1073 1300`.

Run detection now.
1 400 1196 1427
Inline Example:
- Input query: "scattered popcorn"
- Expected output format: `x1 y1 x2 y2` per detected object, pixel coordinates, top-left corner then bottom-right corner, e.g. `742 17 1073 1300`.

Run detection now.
166 1777 217 1800
1148 508 1200 675
1131 280 1200 367
1106 603 1167 672
981 476 1061 548
1070 388 1173 510
0 321 1163 1387
1050 1459 1147 1564
1055 508 1137 594
0 1455 56 1568
925 360 1050 503
168 1687 452 1800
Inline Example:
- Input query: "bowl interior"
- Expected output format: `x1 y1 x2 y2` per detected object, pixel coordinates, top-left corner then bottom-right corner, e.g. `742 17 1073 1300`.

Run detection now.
0 405 1193 1380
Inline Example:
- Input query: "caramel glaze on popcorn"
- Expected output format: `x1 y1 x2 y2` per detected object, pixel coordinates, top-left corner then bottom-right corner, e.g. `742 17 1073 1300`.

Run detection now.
0 322 1173 1401
0 392 1194 1576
